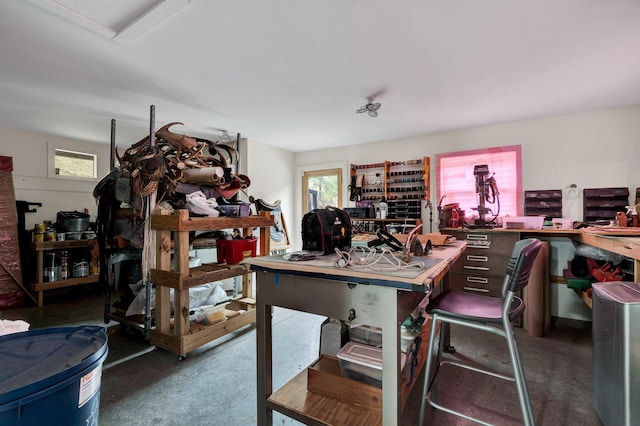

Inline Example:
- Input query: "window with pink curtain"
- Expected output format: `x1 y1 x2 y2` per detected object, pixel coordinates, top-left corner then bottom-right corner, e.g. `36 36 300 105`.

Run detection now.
436 145 522 221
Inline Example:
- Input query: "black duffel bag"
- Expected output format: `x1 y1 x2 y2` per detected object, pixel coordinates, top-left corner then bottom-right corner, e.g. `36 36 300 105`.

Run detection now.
302 207 352 255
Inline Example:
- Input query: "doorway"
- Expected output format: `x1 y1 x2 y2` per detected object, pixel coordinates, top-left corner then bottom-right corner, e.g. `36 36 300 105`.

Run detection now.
301 168 343 214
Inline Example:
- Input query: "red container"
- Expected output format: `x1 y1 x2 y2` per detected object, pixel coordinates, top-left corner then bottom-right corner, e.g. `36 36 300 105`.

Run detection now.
217 238 257 264
216 239 227 263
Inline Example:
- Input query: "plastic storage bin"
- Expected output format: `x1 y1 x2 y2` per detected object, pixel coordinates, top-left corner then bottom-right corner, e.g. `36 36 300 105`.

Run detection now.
194 303 227 325
0 325 108 425
337 341 406 388
216 238 257 264
349 324 382 347
218 203 251 217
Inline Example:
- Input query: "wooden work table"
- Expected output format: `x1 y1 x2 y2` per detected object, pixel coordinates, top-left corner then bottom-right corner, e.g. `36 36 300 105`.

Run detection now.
442 226 640 275
442 226 640 315
246 241 466 426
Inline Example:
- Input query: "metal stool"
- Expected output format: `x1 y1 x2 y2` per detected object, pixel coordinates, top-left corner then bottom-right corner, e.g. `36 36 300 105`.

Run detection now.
419 238 542 426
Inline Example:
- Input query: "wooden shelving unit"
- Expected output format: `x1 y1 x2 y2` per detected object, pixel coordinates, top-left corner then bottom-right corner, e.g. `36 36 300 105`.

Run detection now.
30 239 98 307
351 157 430 205
149 209 273 358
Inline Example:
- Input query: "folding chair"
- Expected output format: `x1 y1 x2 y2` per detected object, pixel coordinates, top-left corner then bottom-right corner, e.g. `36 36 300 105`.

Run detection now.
418 238 542 426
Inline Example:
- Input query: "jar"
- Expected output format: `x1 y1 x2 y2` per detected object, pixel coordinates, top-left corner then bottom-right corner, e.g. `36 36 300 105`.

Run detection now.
44 266 58 282
90 259 100 275
73 261 89 278
44 228 57 242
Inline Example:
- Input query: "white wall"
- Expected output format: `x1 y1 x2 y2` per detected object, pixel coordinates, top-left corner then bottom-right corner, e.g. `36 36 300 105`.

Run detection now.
245 139 296 252
295 106 640 224
0 128 112 229
294 105 640 321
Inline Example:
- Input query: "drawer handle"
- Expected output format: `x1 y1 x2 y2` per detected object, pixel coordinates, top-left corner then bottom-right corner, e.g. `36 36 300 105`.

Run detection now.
466 276 488 284
464 266 489 271
463 287 490 293
466 255 488 262
466 234 488 240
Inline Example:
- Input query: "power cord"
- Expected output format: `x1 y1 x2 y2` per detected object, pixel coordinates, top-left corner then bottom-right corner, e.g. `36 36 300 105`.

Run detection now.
334 246 425 271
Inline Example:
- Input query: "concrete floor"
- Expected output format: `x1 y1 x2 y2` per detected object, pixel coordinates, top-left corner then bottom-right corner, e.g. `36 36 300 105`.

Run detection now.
2 286 603 426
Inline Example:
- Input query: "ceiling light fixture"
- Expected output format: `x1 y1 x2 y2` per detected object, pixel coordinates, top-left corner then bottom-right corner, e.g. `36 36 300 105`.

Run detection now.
357 96 382 118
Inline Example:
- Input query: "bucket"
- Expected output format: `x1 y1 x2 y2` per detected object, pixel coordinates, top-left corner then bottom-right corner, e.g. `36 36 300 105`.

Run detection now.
216 238 257 264
225 238 257 264
0 325 109 426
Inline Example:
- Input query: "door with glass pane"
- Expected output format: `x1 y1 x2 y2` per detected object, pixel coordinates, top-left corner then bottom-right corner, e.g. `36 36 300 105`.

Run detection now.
302 168 343 214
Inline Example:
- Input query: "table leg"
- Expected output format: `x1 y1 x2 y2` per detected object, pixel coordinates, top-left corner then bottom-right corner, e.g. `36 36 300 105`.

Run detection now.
256 277 273 426
381 288 401 425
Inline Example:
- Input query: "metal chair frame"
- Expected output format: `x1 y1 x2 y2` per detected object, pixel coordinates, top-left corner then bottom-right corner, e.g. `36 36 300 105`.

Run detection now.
418 238 542 426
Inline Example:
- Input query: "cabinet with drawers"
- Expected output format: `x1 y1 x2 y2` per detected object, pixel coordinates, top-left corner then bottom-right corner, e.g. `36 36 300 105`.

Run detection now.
445 229 520 296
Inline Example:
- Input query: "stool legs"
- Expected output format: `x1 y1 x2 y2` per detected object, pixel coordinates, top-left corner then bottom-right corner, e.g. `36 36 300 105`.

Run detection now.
418 316 536 426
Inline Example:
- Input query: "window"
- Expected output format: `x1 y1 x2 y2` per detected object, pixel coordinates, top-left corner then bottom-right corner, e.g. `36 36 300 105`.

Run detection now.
436 145 522 222
302 168 343 214
53 149 97 179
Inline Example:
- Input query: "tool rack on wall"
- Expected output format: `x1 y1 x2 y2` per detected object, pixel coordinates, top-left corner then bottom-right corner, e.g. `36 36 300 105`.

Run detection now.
350 157 430 218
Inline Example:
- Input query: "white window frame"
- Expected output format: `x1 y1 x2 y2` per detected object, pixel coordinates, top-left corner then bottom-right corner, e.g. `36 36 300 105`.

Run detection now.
47 141 99 182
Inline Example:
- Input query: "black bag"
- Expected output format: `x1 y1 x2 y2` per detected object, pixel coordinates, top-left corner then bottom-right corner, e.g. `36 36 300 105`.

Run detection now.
302 207 352 254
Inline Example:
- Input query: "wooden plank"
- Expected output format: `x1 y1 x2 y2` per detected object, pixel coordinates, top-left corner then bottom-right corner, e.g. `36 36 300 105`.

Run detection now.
30 275 98 291
182 309 256 354
151 211 273 232
575 232 640 260
307 356 382 410
32 239 95 251
151 264 247 290
151 309 258 357
155 228 172 334
268 365 382 426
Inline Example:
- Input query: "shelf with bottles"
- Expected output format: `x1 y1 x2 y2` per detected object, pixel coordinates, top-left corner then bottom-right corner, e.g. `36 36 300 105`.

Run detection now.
350 157 430 206
385 158 429 201
351 162 385 202
29 239 99 307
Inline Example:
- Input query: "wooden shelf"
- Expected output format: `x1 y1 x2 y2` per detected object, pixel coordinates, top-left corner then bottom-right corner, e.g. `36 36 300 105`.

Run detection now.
150 209 274 357
267 317 435 425
267 360 382 426
31 275 98 292
29 237 98 307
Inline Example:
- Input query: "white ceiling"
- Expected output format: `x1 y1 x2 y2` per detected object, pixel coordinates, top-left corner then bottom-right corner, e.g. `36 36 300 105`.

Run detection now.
1 0 639 153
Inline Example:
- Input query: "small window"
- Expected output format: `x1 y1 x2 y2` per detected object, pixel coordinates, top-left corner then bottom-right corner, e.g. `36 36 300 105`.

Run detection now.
54 149 97 179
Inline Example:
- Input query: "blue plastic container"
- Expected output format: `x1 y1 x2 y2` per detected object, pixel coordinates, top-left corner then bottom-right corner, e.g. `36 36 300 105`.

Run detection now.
0 325 108 425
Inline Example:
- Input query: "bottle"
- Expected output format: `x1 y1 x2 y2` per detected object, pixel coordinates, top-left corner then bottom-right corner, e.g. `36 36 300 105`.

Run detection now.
378 197 388 220
58 251 69 280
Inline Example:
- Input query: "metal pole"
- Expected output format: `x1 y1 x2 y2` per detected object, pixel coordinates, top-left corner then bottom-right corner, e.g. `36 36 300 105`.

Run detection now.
110 119 116 169
143 105 156 340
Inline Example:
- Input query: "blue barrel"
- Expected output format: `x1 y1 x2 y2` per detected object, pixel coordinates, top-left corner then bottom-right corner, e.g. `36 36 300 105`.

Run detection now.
0 325 108 425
